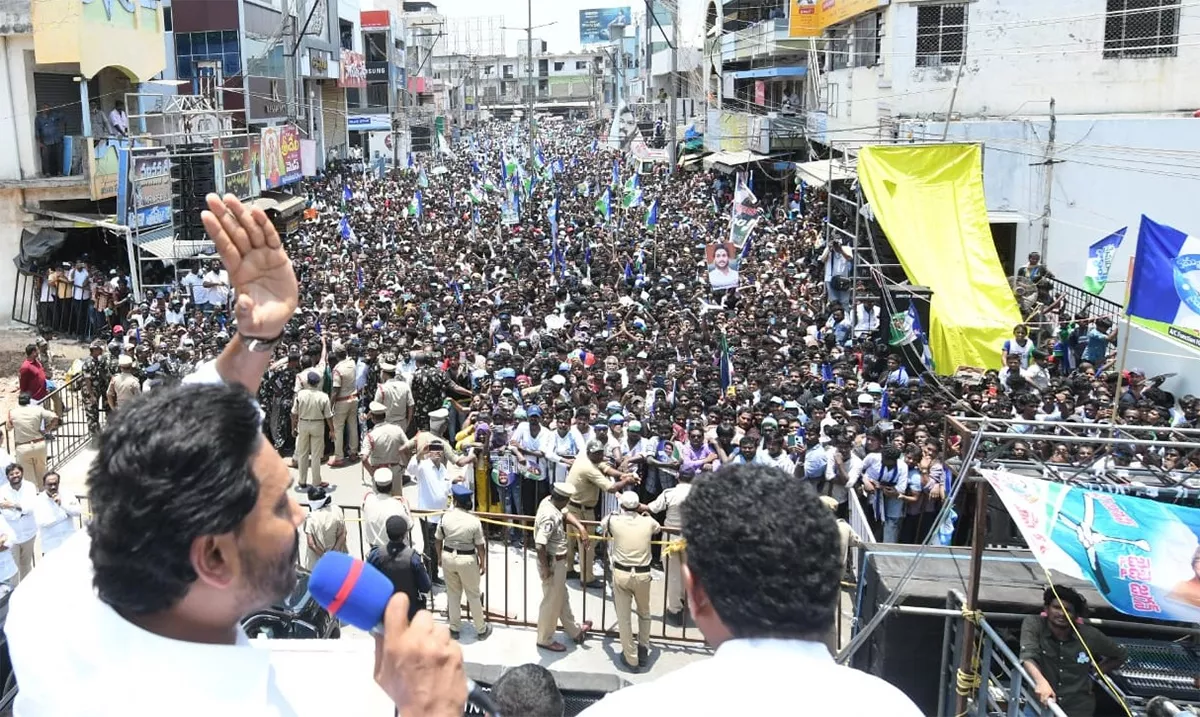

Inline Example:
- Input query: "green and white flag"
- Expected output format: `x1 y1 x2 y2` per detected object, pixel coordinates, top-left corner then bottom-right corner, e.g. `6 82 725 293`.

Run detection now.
1083 227 1127 295
888 310 915 347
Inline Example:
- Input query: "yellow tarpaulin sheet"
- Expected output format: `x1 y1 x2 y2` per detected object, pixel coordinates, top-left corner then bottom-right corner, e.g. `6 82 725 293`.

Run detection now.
857 144 1021 372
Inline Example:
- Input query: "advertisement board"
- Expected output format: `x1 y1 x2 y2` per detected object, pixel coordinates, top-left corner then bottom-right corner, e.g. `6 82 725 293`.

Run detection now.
213 135 254 199
117 147 172 229
348 114 392 132
366 61 390 82
579 7 633 44
260 125 302 189
361 9 391 29
87 137 124 201
339 49 367 88
789 0 883 39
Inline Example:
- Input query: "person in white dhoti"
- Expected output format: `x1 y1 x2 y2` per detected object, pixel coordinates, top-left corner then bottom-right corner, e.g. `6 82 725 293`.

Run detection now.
34 471 81 554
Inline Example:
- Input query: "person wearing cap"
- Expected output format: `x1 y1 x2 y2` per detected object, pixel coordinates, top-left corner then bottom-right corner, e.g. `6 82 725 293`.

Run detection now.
7 392 58 490
367 514 432 622
510 404 549 520
362 467 413 553
435 483 491 640
81 339 112 436
535 482 593 652
301 485 345 570
374 358 414 431
601 491 662 672
328 347 360 467
292 370 334 490
105 353 142 413
565 439 639 590
362 401 410 489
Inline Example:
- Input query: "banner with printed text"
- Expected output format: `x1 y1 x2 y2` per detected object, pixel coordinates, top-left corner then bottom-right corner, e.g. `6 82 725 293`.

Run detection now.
259 125 302 190
982 468 1200 623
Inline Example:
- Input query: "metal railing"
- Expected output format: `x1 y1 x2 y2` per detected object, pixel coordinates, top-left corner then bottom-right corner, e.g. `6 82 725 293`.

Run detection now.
1043 277 1122 325
10 269 105 341
43 375 98 473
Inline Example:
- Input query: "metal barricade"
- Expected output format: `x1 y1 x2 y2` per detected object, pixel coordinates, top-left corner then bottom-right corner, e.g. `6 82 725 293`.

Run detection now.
847 489 878 545
43 376 98 473
11 270 41 329
1046 277 1122 324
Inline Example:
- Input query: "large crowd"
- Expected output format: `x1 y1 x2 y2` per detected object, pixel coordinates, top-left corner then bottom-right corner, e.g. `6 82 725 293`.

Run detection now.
19 116 1200 559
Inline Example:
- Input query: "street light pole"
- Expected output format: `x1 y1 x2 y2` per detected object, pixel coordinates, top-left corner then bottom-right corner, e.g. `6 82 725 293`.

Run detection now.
526 0 535 173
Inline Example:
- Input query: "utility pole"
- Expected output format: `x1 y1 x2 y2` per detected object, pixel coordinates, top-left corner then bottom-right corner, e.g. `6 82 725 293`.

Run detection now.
526 0 535 173
391 22 400 172
1039 97 1057 260
667 9 679 174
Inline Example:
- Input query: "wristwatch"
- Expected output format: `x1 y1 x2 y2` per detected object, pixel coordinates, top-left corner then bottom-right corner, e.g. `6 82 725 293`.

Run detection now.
239 330 285 353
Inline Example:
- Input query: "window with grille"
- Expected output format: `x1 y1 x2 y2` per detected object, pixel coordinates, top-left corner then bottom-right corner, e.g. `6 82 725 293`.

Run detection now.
827 24 850 71
852 12 882 67
1104 0 1180 58
915 3 967 68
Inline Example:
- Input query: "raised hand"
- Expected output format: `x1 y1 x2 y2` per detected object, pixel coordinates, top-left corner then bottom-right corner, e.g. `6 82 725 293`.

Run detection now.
200 193 298 339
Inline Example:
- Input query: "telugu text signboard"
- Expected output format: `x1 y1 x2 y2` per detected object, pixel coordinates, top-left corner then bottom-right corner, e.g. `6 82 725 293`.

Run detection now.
260 125 302 190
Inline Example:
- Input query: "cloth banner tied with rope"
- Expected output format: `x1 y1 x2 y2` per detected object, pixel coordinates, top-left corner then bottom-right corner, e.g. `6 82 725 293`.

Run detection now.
982 468 1200 623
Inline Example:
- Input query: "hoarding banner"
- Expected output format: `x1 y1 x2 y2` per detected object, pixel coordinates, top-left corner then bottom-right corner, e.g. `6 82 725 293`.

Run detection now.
579 7 633 44
340 49 367 88
122 147 172 229
213 135 252 198
260 125 302 189
789 0 882 39
361 9 390 29
366 61 390 82
983 468 1200 624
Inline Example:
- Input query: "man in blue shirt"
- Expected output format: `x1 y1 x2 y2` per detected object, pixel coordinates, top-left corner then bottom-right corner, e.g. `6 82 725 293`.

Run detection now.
35 103 65 177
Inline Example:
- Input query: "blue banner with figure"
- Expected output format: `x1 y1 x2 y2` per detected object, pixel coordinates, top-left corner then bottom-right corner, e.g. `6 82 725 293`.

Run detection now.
984 469 1200 622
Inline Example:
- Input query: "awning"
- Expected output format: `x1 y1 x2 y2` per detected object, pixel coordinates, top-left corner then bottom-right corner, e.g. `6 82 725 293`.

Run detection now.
248 194 307 216
134 225 215 262
727 65 807 80
794 158 857 187
703 150 771 169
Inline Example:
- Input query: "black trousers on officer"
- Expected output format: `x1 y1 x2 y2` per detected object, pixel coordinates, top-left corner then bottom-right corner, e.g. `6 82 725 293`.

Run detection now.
420 517 440 581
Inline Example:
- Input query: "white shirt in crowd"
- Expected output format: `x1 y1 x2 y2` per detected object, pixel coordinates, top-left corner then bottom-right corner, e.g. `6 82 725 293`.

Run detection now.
181 270 205 306
755 449 796 475
203 268 230 306
580 639 923 716
69 266 91 301
6 533 299 716
0 478 38 545
825 450 863 505
33 488 81 553
109 108 129 135
0 514 16 583
413 458 452 525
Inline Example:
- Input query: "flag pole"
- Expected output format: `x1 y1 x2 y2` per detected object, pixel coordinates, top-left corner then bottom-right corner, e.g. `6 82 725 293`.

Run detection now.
1110 313 1132 420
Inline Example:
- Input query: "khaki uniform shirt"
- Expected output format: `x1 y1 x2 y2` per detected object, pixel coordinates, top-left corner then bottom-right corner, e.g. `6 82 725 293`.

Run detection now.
292 387 333 421
435 507 485 552
9 404 55 445
566 455 614 508
603 511 660 567
375 378 413 425
304 505 346 558
362 491 412 550
648 482 692 529
534 496 569 556
107 373 141 409
331 359 358 401
365 423 408 466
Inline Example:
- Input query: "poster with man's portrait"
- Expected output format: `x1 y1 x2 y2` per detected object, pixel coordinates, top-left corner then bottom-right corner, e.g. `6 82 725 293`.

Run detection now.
706 242 741 290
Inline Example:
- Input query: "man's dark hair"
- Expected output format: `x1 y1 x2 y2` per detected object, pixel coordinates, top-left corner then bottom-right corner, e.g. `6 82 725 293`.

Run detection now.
24 344 37 357
491 664 564 717
88 384 263 615
1043 585 1087 617
682 463 839 639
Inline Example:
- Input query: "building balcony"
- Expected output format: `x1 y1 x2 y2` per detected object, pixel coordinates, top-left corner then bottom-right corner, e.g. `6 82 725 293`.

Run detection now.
721 18 807 64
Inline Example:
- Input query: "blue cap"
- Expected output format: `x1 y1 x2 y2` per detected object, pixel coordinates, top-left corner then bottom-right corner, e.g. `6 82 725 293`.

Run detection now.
527 405 543 417
451 483 473 497
498 367 517 379
608 414 625 424
558 362 571 372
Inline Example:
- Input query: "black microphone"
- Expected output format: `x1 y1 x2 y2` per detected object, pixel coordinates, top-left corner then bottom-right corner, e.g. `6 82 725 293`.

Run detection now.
309 552 501 716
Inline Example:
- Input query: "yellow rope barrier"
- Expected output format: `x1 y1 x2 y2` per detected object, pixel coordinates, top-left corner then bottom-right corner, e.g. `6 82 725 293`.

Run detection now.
954 607 984 717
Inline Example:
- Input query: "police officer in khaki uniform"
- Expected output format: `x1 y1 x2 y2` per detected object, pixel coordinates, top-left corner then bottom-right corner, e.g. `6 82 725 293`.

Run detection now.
329 348 359 466
7 393 58 490
362 401 410 490
435 483 491 640
565 440 639 589
292 370 334 490
106 354 141 412
602 491 662 672
535 483 593 652
646 468 693 626
373 359 414 432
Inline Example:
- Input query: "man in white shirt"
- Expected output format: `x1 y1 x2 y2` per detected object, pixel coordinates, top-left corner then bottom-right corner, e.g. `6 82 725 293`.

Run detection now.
7 193 469 717
0 463 38 582
181 266 205 308
109 100 129 137
33 470 80 554
413 440 466 584
69 260 91 339
824 436 863 520
0 513 17 587
580 463 923 716
202 260 230 311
